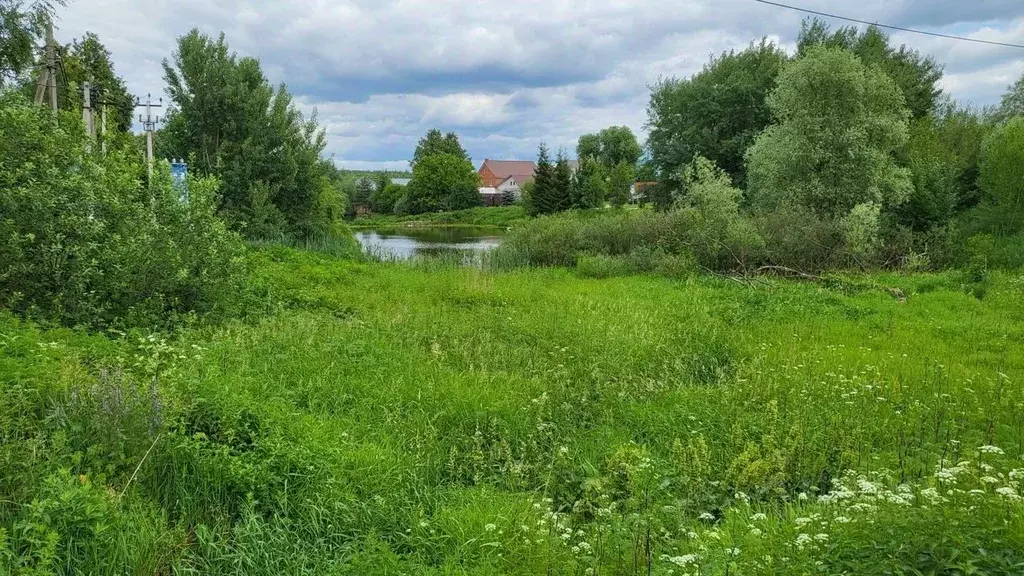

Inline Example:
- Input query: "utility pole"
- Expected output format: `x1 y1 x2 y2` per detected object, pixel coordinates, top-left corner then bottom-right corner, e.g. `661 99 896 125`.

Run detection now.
135 93 162 181
101 105 107 155
34 19 59 118
82 80 95 140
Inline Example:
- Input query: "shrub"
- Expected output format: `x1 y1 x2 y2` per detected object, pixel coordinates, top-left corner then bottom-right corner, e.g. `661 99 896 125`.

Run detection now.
0 94 250 329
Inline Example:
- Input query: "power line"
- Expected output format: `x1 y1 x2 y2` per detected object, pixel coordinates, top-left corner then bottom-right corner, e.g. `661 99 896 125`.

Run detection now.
754 0 1024 49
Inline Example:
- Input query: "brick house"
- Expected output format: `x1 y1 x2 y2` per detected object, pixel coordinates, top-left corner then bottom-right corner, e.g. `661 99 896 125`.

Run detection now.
478 159 537 189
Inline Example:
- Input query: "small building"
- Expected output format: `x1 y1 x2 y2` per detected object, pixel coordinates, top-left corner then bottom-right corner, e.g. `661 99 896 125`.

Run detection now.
478 186 504 207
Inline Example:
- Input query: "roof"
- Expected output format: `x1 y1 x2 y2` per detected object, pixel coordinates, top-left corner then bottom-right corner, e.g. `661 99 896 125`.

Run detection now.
499 174 534 187
481 159 537 180
390 177 412 186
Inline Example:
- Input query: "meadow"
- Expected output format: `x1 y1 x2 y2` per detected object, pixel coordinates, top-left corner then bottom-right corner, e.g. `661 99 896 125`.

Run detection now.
2 247 1023 574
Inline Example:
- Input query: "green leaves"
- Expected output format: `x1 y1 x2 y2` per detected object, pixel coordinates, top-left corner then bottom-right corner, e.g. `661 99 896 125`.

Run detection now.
646 39 787 189
747 46 913 218
161 29 332 239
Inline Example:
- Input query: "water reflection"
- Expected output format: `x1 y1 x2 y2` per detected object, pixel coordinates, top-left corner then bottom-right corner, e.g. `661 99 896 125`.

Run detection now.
354 227 504 261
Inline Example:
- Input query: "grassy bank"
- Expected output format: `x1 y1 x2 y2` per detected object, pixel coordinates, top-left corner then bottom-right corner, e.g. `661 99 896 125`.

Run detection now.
350 206 528 229
3 248 1024 573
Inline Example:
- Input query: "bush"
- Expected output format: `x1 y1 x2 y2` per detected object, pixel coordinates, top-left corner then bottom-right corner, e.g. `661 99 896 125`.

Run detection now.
0 95 250 330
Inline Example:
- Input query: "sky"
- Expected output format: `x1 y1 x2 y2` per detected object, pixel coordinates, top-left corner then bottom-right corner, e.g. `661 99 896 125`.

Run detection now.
57 0 1024 171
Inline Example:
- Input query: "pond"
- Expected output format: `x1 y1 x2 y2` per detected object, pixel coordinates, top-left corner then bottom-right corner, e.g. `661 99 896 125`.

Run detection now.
353 227 505 261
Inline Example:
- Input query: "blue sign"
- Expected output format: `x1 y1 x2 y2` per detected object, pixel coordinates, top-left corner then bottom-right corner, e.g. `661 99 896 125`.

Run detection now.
170 160 189 204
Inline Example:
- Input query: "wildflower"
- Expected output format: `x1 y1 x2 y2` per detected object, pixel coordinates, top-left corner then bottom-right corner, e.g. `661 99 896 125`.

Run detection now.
578 541 592 552
485 523 496 532
559 445 569 455
1010 470 1024 481
969 489 986 496
982 476 1000 484
795 517 812 527
419 521 429 528
698 512 715 521
995 486 1020 500
664 554 699 567
750 513 767 521
834 516 851 524
749 527 763 537
795 534 812 549
687 531 698 539
734 492 750 503
798 492 809 501
728 547 741 557
814 534 829 542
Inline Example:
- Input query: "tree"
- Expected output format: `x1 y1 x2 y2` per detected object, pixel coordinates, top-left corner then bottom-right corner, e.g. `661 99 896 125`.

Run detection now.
991 72 1024 123
978 117 1024 234
576 126 642 169
646 39 787 190
411 128 469 168
553 150 573 212
50 33 135 132
161 29 334 238
528 143 558 216
0 0 65 86
798 19 943 120
608 161 635 208
571 156 607 209
405 153 479 214
370 183 404 214
352 177 374 209
746 46 913 219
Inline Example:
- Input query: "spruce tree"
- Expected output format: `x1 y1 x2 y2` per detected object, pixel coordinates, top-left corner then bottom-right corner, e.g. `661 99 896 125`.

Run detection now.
530 143 556 215
553 150 573 213
574 156 607 209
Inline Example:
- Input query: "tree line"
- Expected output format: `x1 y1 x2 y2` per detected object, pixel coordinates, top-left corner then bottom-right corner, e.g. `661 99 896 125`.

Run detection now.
642 19 1024 269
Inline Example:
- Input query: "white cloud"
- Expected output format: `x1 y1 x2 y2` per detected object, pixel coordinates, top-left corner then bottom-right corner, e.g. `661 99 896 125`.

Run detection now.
54 0 1024 168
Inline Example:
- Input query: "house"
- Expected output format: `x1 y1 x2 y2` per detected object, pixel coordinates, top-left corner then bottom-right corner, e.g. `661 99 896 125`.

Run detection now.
479 159 537 189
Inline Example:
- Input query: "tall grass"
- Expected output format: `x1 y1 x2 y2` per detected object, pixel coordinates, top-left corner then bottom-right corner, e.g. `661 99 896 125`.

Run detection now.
3 251 1023 573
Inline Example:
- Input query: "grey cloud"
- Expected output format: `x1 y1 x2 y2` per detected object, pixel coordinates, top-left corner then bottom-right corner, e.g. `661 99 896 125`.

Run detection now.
54 0 1024 167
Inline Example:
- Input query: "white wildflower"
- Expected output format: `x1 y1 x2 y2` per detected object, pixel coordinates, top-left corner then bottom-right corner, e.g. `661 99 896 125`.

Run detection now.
834 516 851 524
485 523 496 532
795 517 812 527
664 554 699 567
578 541 592 552
798 492 809 501
749 527 763 537
1009 469 1024 481
996 487 1020 500
750 513 767 521
686 531 698 539
982 476 1000 484
814 534 829 542
728 547 741 557
698 512 715 521
795 533 812 549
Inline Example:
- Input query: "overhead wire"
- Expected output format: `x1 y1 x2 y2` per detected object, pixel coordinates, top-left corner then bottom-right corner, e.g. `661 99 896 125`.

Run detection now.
754 0 1024 49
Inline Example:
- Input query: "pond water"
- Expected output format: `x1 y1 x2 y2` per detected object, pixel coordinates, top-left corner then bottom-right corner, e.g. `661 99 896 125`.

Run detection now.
353 227 505 261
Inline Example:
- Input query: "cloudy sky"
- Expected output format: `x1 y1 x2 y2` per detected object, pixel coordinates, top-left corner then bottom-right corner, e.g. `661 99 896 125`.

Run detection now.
57 0 1024 170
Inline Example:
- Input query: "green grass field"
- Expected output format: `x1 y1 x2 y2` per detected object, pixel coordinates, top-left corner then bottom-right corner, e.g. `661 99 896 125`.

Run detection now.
3 248 1023 574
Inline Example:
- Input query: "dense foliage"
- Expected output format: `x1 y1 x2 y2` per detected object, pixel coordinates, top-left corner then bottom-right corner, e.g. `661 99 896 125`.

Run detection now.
647 39 787 190
0 94 250 329
160 29 340 239
797 19 944 120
